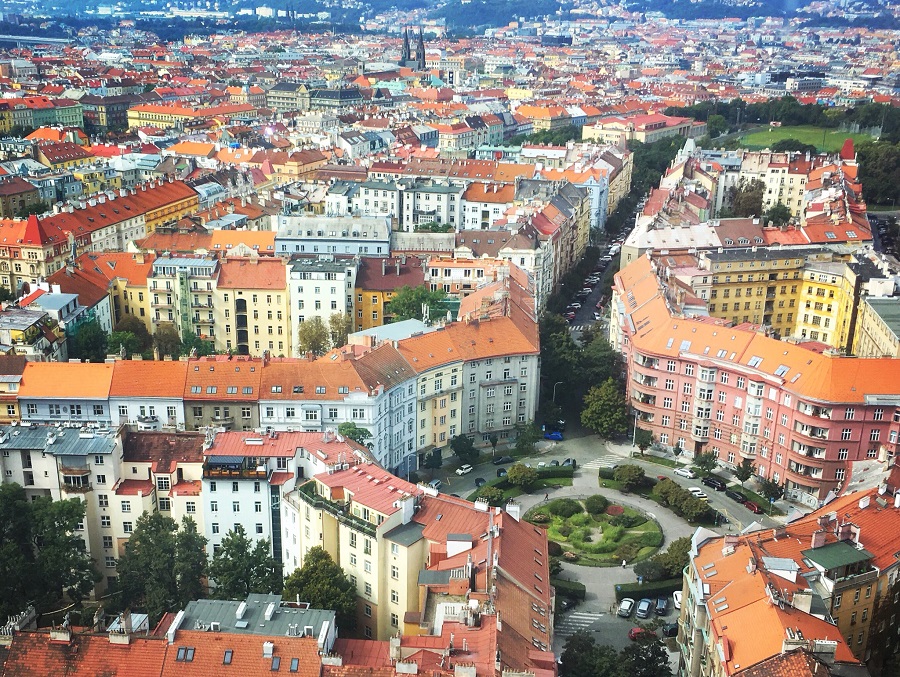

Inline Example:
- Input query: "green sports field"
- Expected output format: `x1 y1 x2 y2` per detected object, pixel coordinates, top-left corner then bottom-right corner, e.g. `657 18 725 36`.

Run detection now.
739 125 874 153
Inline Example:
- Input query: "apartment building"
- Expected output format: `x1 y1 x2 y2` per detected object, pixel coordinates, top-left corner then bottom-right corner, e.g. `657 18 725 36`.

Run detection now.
75 251 155 330
423 255 509 297
108 360 189 430
182 356 262 431
274 214 391 258
854 297 900 358
265 82 311 112
0 424 123 591
18 362 113 426
287 256 358 356
0 215 72 293
583 113 704 145
147 256 219 342
679 484 900 676
613 253 900 507
353 256 424 332
214 257 291 357
398 181 463 231
0 355 26 423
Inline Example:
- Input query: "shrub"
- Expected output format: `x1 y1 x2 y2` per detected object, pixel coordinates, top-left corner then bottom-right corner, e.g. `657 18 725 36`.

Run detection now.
599 467 616 480
549 556 562 576
606 505 624 516
614 577 683 602
615 543 640 561
639 531 663 548
569 512 592 527
609 513 647 528
557 523 573 538
633 559 669 583
553 577 587 600
547 540 563 557
613 464 646 492
546 498 583 518
604 525 624 542
585 494 609 514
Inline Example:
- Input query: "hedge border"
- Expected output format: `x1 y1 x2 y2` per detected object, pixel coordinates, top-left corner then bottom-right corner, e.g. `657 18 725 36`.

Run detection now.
552 577 587 601
614 577 683 602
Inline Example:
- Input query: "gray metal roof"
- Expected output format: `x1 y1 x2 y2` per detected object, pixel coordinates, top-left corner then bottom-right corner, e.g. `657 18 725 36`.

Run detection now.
0 424 117 456
179 594 335 638
417 569 452 585
384 521 425 547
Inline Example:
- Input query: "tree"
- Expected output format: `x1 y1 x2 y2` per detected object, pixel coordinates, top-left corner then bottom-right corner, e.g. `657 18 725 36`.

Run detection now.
580 379 629 438
296 316 329 356
423 447 443 477
0 484 35 620
620 632 673 677
678 496 710 523
108 330 143 357
764 202 792 227
632 559 669 583
734 458 756 487
506 463 538 490
613 464 646 493
153 323 182 358
69 320 108 362
759 477 785 503
450 434 478 465
282 546 357 630
115 315 152 351
727 178 765 217
173 516 208 607
656 536 692 579
386 285 447 323
633 428 653 455
181 330 215 357
337 422 373 449
329 312 352 348
0 285 13 304
14 202 48 218
771 139 819 155
706 114 728 138
30 496 98 608
514 421 539 456
692 451 718 477
559 631 621 677
477 486 504 505
488 433 499 456
116 512 179 623
207 525 282 599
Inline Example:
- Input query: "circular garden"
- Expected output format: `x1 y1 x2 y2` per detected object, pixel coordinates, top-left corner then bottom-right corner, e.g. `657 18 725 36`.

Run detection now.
525 495 663 567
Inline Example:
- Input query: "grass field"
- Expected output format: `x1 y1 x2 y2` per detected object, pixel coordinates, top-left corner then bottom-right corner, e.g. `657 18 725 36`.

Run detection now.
739 125 873 153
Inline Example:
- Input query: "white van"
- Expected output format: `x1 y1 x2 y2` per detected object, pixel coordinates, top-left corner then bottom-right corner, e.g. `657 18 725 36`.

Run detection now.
428 478 442 491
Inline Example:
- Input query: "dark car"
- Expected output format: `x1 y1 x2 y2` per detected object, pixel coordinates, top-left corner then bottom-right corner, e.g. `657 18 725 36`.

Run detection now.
636 598 653 619
744 500 764 514
474 477 486 488
493 456 514 465
702 476 727 491
655 597 668 616
725 489 745 503
662 623 678 638
550 460 560 467
497 468 507 478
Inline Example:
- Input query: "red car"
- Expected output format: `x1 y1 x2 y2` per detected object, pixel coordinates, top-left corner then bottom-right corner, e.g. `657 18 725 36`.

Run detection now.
744 500 763 514
628 627 650 641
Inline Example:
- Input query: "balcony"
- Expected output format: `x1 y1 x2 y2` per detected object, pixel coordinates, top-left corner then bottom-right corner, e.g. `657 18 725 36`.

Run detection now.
799 404 832 419
795 424 828 440
829 567 878 592
292 481 377 537
151 298 174 308
202 465 266 479
194 317 214 325
62 482 92 494
191 300 213 308
633 374 658 388
634 393 656 406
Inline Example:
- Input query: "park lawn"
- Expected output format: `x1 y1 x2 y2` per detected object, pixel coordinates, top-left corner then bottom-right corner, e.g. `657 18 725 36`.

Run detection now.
739 125 873 153
637 454 682 468
730 485 785 516
466 477 571 502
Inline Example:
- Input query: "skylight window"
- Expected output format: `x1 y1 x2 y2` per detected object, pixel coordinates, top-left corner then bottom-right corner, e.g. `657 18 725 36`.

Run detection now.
824 231 837 239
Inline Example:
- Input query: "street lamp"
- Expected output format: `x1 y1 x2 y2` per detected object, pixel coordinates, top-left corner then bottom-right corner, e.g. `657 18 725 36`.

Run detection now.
552 381 564 403
631 409 639 447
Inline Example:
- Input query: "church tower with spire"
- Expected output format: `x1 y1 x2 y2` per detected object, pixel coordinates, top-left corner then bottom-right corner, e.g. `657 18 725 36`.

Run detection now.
400 27 411 65
415 27 426 70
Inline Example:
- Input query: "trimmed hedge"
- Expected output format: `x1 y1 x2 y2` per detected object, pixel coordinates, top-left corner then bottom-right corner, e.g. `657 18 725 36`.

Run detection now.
536 466 576 480
614 577 683 602
552 577 587 601
599 467 616 480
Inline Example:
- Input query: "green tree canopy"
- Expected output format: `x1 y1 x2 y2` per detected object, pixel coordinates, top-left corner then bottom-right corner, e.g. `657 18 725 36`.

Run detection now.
771 139 819 155
613 464 646 492
328 312 352 349
692 451 718 476
514 421 539 456
181 330 216 357
337 422 373 449
764 202 792 227
706 114 728 138
726 178 765 218
580 379 629 438
423 447 443 476
108 331 143 357
477 486 504 505
296 316 330 357
153 323 182 358
69 320 108 362
116 512 207 623
115 315 152 350
759 477 785 503
282 546 357 630
450 434 478 465
734 458 756 487
386 285 447 323
634 428 653 455
207 525 282 599
506 463 538 489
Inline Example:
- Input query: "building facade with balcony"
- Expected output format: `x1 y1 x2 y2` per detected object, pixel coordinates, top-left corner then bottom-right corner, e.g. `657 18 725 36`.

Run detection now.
108 360 189 431
182 356 262 432
286 256 358 357
147 256 219 343
613 253 900 507
18 362 113 426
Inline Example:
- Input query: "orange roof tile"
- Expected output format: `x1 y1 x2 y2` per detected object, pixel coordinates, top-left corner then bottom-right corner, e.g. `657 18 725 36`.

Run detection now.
19 362 114 400
110 360 189 398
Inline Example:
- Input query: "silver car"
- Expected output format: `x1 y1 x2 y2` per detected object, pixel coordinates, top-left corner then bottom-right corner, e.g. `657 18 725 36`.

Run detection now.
617 598 635 617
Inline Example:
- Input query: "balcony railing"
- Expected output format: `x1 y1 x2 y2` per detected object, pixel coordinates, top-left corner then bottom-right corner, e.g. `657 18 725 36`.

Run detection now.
832 568 878 591
203 465 266 479
294 481 377 537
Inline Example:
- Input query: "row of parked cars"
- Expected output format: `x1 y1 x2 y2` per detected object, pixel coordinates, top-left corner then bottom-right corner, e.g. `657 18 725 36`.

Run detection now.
617 595 679 640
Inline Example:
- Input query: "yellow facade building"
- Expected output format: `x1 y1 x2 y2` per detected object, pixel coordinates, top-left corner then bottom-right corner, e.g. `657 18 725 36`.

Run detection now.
853 297 900 357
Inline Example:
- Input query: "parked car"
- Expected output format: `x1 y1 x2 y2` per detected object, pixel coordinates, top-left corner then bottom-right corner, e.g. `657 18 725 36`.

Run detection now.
456 464 473 476
688 487 708 501
474 477 486 488
655 597 668 616
581 287 593 294
674 467 696 479
564 312 576 320
561 458 574 467
636 598 653 619
496 468 507 478
568 302 582 309
550 460 560 467
559 598 575 612
744 500 764 514
662 623 678 638
673 591 682 610
725 489 746 503
493 456 514 465
593 312 602 321
702 476 727 491
617 598 635 618
544 431 563 441
629 627 650 641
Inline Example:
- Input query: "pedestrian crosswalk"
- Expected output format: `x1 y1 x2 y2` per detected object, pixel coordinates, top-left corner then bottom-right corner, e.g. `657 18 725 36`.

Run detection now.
569 325 588 332
582 456 621 470
555 611 604 637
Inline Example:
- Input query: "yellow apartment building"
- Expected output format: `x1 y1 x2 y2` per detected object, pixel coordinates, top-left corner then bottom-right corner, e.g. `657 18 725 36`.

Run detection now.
853 297 900 358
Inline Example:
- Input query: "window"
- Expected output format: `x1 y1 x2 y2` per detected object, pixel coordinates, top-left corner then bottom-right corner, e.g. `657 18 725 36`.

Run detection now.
211 501 218 512
364 604 372 617
98 494 108 507
100 515 111 527
835 468 845 481
157 476 170 491
158 497 171 511
123 522 133 534
232 502 240 512
391 590 399 604
391 565 399 579
391 613 399 628
842 429 852 441
121 501 131 513
186 502 196 513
